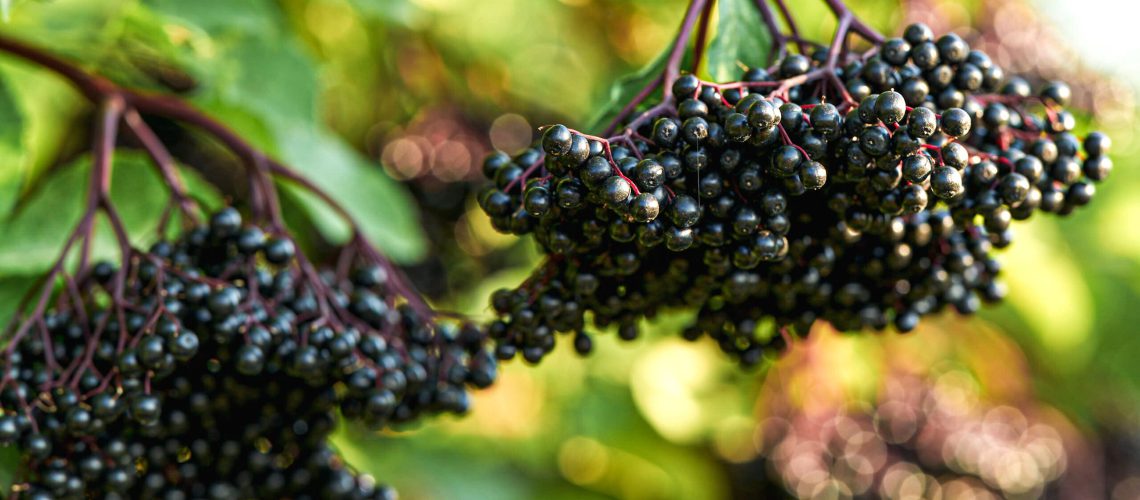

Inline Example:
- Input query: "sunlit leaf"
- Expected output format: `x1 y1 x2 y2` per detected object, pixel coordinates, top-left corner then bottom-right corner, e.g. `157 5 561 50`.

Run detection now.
0 152 220 276
0 445 17 492
277 126 427 263
0 70 26 219
583 46 671 132
144 0 282 37
1000 220 1095 371
0 275 34 329
706 0 771 81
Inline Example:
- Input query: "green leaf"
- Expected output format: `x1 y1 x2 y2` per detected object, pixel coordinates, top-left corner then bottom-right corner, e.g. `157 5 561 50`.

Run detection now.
211 37 318 132
176 23 423 263
706 0 772 82
276 126 427 263
1000 220 1095 372
0 275 35 328
0 50 88 192
0 70 27 219
0 444 18 492
0 152 221 276
0 160 90 276
144 0 283 37
584 46 671 132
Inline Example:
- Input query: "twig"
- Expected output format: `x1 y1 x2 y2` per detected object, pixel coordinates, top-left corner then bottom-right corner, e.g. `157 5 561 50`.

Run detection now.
691 0 717 74
123 109 200 225
663 0 712 100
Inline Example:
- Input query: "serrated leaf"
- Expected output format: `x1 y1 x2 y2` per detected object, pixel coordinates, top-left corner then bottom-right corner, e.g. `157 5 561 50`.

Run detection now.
584 46 671 132
0 70 27 219
0 152 220 276
706 0 772 82
276 126 426 263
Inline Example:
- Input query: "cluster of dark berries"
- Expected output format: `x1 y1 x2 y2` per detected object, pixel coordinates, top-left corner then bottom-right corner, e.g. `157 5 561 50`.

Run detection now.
477 23 1112 365
0 208 494 498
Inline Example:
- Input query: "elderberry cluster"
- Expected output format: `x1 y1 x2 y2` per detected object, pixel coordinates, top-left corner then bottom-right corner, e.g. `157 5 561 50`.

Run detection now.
0 208 494 498
478 23 1112 365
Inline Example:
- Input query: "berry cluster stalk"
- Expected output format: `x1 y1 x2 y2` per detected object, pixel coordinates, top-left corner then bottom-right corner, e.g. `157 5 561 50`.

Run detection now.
0 35 435 393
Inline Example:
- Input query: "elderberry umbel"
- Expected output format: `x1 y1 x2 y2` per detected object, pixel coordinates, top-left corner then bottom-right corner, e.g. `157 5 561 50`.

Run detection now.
477 23 1113 365
0 208 494 498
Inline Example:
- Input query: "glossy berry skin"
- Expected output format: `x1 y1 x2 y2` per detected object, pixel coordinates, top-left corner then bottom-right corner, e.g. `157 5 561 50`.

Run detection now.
672 74 700 98
1040 81 1072 107
800 161 827 190
881 38 911 65
678 98 709 119
636 160 665 190
653 118 680 146
130 395 162 425
681 118 709 145
724 113 751 141
1084 156 1112 181
907 107 937 138
998 173 1031 205
542 124 573 157
748 100 780 129
936 33 969 63
859 126 892 157
1084 131 1111 157
810 104 841 136
524 187 552 216
670 195 701 228
630 193 660 223
904 23 934 44
930 166 965 199
942 143 969 170
264 237 296 265
939 108 972 137
902 154 932 182
482 151 511 179
209 208 242 239
875 90 907 124
779 54 811 77
771 146 802 177
602 176 632 205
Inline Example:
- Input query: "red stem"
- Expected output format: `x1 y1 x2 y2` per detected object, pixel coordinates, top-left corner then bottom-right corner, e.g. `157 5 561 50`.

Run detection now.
691 0 716 73
123 110 201 224
772 0 809 54
754 0 789 61
663 0 712 101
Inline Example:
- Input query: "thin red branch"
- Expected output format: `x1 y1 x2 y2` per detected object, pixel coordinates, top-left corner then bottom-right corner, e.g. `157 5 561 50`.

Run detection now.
663 0 712 101
123 110 201 225
772 0 810 54
691 0 716 73
754 0 789 61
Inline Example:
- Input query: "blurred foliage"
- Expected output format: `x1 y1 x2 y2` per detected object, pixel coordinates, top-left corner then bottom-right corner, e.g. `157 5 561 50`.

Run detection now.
0 0 1138 498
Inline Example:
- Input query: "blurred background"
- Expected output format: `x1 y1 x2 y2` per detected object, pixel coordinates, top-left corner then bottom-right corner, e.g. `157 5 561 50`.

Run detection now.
0 0 1138 498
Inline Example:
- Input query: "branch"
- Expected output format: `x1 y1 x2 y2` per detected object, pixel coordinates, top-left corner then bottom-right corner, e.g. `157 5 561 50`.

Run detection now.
602 74 664 138
772 0 810 54
691 0 716 74
822 0 884 44
123 110 201 225
663 0 712 100
754 0 789 61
